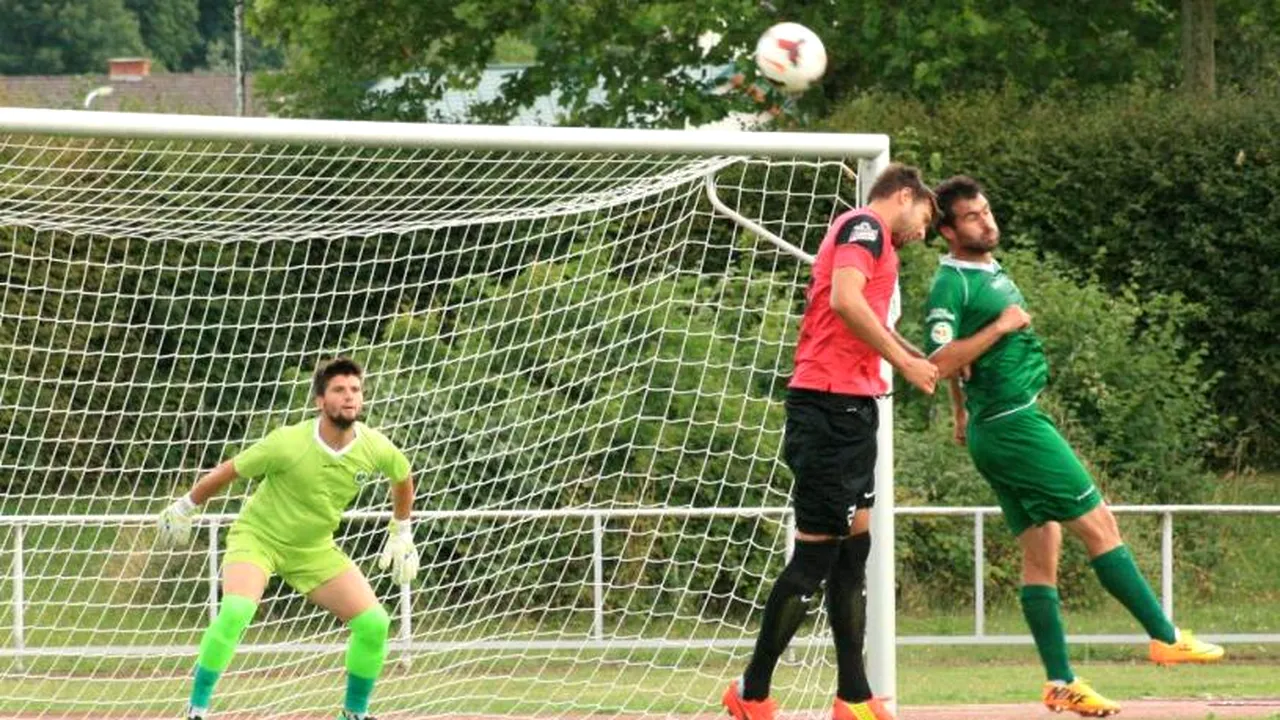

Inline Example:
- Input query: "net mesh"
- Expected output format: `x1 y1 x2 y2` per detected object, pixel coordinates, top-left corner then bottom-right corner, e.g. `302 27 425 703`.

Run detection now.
0 129 865 718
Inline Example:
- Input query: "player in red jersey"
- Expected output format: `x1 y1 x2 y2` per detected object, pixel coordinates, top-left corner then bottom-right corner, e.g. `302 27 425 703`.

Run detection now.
723 163 938 720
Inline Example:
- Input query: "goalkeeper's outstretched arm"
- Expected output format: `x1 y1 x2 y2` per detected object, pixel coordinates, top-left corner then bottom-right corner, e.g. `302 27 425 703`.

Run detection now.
190 460 240 504
380 474 419 583
156 461 239 547
391 473 414 522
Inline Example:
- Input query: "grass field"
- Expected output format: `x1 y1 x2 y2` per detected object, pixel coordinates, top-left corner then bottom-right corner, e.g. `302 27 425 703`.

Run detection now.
3 475 1278 716
3 646 1280 714
4 633 1280 712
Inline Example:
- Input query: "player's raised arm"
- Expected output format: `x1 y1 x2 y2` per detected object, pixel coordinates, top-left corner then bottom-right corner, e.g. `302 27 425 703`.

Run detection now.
890 328 926 360
831 266 938 394
156 460 239 548
929 304 1030 379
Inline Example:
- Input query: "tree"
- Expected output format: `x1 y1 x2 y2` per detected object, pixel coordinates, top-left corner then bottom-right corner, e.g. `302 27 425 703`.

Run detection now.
186 0 283 73
1182 0 1216 95
0 0 146 75
1214 0 1280 88
250 0 1189 124
125 0 202 71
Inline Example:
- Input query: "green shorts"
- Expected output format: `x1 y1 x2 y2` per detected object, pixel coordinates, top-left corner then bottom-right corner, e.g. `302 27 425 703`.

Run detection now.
223 523 354 595
967 406 1102 537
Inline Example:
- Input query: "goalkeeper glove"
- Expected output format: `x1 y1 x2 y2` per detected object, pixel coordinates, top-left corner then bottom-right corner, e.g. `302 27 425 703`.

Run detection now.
157 494 199 548
378 518 419 584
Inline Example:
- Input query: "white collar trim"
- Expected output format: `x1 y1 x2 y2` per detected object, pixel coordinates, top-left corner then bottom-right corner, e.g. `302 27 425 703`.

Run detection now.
940 255 1000 273
314 418 358 457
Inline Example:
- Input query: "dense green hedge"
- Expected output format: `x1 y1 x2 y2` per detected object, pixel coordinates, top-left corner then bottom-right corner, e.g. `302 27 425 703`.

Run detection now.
1 114 1232 618
212 243 1220 617
827 86 1280 466
893 245 1220 608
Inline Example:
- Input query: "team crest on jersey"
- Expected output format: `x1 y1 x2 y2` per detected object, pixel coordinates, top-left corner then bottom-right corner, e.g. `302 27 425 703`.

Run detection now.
926 308 956 323
835 214 883 258
930 322 954 345
353 471 375 486
851 221 879 243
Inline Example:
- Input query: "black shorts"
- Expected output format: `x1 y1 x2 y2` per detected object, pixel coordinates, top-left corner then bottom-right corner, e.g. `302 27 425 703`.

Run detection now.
782 388 880 536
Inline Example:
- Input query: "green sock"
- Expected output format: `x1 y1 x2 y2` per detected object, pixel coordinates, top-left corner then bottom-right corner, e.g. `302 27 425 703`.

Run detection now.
189 665 220 710
344 606 390 713
1090 545 1177 644
344 673 376 715
190 594 257 709
1020 585 1074 683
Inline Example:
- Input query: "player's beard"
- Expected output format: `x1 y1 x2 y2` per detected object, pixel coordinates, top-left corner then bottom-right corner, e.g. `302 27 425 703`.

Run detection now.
958 227 1000 253
891 225 926 248
325 408 358 430
891 214 926 247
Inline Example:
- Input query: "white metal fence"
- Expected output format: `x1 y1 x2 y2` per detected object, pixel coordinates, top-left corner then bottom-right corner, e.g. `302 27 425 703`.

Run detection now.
3 505 1278 659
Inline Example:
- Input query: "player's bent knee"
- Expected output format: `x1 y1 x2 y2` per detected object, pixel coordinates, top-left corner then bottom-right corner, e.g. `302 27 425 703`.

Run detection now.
211 594 257 635
833 533 871 583
346 605 391 679
1069 505 1123 557
349 604 391 642
1104 506 1122 536
199 594 258 671
1018 527 1060 559
779 539 840 595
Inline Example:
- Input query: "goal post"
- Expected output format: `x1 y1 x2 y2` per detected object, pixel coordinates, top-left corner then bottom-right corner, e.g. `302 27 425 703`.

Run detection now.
0 107 894 717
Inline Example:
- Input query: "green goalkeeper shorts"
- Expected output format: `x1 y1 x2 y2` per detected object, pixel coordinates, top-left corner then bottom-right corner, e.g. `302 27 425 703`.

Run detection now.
967 406 1103 537
223 523 354 595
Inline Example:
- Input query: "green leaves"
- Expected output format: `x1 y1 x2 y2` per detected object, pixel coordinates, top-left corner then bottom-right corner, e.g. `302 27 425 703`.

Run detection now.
827 83 1280 465
124 0 201 71
247 0 1256 125
0 0 146 75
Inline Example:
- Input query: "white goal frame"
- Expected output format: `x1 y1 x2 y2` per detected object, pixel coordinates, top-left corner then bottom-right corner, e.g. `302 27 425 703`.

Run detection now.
0 106 897 705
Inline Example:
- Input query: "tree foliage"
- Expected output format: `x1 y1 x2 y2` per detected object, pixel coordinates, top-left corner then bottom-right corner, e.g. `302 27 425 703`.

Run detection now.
249 0 1280 124
828 83 1280 465
0 0 146 75
124 0 201 71
0 0 284 75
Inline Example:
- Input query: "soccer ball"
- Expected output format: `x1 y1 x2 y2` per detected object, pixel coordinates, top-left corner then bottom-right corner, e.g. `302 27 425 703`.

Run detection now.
754 22 828 94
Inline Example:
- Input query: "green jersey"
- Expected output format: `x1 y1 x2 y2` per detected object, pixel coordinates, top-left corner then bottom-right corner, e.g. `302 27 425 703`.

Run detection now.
232 419 411 546
924 256 1049 422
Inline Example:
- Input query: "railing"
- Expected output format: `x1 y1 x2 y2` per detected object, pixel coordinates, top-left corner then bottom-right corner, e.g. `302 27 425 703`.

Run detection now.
3 505 1278 659
898 505 1280 646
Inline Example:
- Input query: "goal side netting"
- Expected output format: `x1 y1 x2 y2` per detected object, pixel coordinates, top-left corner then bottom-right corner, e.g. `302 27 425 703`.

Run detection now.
0 109 891 719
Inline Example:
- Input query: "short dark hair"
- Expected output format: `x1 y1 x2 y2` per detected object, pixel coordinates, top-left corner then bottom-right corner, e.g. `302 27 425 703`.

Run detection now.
866 163 936 211
932 175 984 229
313 356 363 396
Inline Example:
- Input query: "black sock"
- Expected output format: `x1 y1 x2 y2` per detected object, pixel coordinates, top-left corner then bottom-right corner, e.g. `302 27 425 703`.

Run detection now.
827 532 872 703
742 539 839 700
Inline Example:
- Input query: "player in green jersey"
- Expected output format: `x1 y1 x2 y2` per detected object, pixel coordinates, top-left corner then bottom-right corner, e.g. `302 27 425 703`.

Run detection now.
156 357 417 720
923 176 1223 718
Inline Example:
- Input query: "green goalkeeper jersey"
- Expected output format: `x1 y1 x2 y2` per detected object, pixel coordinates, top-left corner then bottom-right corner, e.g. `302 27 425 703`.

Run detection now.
231 419 411 546
923 256 1049 422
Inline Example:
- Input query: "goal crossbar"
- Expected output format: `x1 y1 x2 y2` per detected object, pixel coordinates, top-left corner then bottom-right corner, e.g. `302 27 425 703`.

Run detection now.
0 107 890 157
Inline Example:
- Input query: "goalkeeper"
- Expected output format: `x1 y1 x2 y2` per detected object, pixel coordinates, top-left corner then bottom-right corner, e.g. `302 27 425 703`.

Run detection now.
157 357 418 720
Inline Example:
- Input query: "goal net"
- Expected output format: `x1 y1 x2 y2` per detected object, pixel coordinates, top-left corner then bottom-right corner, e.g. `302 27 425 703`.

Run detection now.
0 109 890 719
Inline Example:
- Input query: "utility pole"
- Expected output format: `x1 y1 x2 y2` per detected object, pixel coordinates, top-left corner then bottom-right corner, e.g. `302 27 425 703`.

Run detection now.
234 0 246 115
